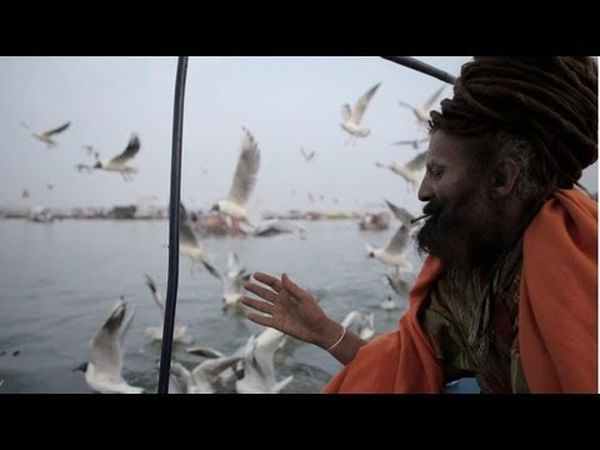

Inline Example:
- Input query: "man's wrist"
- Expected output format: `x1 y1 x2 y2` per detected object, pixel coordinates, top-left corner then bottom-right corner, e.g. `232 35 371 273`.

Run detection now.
316 320 344 350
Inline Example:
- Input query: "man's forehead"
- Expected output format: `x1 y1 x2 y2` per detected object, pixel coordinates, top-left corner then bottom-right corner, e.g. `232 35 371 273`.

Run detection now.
427 131 471 166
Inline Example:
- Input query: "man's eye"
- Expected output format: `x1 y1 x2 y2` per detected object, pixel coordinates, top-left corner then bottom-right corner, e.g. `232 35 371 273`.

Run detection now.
429 168 443 179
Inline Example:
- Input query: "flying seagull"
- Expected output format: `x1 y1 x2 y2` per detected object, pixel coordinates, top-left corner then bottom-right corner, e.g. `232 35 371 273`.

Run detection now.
91 134 141 182
215 252 252 311
375 150 427 191
20 121 70 148
391 137 430 149
300 147 315 162
178 203 220 279
365 200 419 274
340 82 381 146
211 127 261 226
72 298 144 394
398 85 446 124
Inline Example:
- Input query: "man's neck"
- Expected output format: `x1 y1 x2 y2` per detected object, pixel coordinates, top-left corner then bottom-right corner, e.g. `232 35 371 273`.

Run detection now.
498 196 540 253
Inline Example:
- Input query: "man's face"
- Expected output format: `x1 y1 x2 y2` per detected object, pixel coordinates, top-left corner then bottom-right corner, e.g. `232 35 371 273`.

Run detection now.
416 130 503 271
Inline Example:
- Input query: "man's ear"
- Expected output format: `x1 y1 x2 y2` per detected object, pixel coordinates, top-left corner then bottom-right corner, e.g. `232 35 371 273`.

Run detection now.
490 159 520 198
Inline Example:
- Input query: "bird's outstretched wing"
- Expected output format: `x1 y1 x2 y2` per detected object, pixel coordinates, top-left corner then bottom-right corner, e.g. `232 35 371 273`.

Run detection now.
391 137 429 148
201 260 221 280
351 82 381 125
300 147 315 161
341 104 352 121
89 299 128 379
398 100 415 111
391 140 416 146
144 274 165 312
43 121 71 137
385 273 410 297
186 346 225 358
110 134 140 165
384 199 415 225
422 85 446 111
385 224 411 254
226 128 261 206
179 203 199 248
404 151 427 172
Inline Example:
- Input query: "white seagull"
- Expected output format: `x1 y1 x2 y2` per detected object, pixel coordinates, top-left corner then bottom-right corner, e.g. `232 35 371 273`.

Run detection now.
178 203 220 279
73 298 144 394
217 252 252 311
384 199 423 239
365 223 414 274
211 127 261 226
92 134 140 182
398 84 446 124
375 150 427 191
236 328 293 394
366 200 419 274
143 274 193 345
340 82 381 146
20 121 70 148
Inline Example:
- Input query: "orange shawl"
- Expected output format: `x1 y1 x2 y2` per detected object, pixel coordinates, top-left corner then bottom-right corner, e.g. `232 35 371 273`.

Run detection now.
323 189 597 393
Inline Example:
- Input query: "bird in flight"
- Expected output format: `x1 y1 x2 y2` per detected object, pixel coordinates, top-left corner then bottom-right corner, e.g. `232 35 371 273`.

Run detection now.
300 147 315 162
391 137 430 149
178 203 220 279
72 298 144 394
91 134 141 182
20 121 71 148
375 150 427 191
340 82 381 146
398 85 446 124
210 127 261 227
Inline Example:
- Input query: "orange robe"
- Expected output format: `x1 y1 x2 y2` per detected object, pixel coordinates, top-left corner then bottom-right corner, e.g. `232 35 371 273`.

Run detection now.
323 189 597 393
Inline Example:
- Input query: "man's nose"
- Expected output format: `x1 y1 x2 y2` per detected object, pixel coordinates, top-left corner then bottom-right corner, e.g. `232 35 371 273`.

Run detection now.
417 177 432 202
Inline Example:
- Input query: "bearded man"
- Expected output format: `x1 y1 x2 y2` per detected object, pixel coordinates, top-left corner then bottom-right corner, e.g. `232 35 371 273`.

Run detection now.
241 57 598 393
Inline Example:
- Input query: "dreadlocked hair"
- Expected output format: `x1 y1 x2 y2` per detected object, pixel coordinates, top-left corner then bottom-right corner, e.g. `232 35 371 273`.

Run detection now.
429 57 598 196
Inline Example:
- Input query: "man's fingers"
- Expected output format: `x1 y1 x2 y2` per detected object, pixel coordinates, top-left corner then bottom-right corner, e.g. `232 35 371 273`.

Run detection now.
246 312 273 328
252 272 282 292
241 296 274 315
281 273 307 300
243 282 278 303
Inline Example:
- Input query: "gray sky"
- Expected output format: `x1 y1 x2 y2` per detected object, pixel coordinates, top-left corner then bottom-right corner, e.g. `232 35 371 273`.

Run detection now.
1 57 597 215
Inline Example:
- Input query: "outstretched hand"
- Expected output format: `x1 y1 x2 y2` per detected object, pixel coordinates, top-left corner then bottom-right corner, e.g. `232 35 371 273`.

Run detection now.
241 272 340 348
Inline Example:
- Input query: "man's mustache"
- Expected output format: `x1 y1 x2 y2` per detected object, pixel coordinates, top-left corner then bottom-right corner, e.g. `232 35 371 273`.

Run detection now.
422 200 443 217
412 202 444 225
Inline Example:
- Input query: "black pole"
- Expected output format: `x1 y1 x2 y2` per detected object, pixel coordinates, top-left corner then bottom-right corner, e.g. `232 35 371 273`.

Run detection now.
158 56 188 393
381 57 457 85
